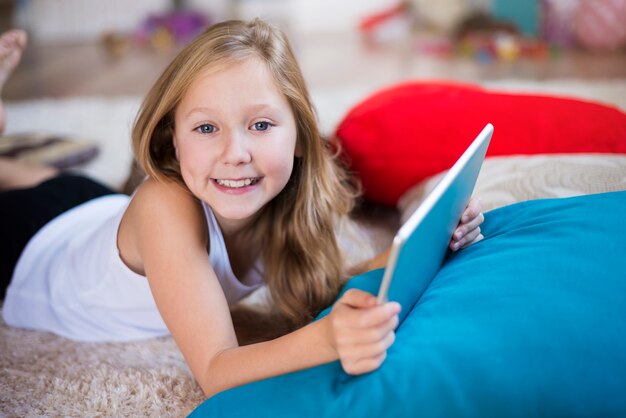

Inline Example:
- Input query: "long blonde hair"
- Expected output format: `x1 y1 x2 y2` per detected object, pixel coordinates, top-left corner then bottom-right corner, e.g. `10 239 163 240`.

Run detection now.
132 19 359 340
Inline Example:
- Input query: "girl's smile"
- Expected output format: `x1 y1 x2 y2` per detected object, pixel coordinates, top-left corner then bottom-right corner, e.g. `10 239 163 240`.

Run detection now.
212 177 263 194
213 177 261 188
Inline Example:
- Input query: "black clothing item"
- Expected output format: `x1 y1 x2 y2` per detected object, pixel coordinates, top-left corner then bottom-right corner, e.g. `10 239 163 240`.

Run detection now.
0 174 115 298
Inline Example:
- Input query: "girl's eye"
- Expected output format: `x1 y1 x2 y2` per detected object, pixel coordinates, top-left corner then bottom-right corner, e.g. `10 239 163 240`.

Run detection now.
252 121 271 131
196 124 216 134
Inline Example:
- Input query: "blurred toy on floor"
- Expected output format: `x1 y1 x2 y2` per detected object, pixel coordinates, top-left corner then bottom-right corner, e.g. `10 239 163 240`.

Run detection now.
359 0 625 63
454 13 550 62
101 9 210 57
134 10 210 52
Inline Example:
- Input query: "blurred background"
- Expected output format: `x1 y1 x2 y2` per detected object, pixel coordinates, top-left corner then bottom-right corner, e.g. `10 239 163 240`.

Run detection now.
1 0 625 100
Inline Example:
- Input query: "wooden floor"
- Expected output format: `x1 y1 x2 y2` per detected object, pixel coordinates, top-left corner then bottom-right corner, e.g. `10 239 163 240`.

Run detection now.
4 32 626 101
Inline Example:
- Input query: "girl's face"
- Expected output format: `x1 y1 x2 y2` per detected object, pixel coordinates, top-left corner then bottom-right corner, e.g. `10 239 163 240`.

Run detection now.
173 58 299 234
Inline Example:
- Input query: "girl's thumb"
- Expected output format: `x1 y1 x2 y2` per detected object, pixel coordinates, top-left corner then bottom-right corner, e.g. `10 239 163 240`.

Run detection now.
341 288 377 308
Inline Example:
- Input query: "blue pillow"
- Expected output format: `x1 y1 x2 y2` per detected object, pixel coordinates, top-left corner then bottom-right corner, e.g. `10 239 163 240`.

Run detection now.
190 191 626 418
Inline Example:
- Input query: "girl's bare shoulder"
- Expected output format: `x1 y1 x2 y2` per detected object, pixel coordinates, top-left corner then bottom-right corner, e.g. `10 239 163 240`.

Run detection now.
133 177 192 201
117 178 207 275
128 177 206 235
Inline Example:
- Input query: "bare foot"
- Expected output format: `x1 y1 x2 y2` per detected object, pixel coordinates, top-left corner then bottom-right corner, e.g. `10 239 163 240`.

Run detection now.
0 29 27 89
0 29 28 134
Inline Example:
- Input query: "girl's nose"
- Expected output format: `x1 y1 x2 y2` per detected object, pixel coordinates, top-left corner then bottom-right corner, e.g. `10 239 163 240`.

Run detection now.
221 130 252 165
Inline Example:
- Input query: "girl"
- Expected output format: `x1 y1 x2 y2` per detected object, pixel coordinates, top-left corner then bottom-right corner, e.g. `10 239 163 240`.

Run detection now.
0 20 484 397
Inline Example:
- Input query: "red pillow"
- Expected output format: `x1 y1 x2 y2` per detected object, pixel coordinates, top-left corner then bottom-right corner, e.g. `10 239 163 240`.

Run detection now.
335 82 626 206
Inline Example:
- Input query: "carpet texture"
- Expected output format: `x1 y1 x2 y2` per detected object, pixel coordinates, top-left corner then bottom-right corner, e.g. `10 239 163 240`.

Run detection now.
0 309 205 416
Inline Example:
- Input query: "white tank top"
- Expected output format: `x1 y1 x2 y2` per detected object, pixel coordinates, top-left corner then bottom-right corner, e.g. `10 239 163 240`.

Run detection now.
3 194 263 342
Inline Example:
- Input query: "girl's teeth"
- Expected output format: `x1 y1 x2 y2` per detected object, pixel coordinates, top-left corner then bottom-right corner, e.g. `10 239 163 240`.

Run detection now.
216 178 256 188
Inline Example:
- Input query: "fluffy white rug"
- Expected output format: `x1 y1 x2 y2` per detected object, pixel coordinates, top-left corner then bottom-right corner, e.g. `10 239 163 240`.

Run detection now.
1 79 625 416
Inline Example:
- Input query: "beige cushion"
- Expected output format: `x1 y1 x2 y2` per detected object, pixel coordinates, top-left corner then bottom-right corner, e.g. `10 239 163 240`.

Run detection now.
398 154 626 223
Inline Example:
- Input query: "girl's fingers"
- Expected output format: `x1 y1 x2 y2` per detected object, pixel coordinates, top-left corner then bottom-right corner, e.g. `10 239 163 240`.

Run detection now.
335 312 399 346
342 330 396 375
451 227 482 251
339 288 377 309
457 228 483 249
336 301 400 330
461 197 482 223
343 351 388 375
453 211 485 241
463 233 484 248
344 329 396 361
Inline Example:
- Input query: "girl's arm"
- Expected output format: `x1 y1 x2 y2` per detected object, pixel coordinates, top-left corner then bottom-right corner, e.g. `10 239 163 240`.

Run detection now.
128 180 398 398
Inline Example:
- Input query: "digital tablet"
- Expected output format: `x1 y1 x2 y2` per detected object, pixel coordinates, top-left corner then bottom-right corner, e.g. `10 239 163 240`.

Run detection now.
376 123 493 324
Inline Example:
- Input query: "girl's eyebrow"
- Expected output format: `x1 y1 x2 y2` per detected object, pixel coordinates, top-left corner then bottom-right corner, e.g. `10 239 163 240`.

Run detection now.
245 103 280 114
185 103 280 118
185 107 216 118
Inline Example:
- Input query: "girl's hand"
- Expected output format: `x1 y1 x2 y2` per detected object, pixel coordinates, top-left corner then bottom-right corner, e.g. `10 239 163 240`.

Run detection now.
450 197 484 252
325 289 401 375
